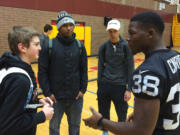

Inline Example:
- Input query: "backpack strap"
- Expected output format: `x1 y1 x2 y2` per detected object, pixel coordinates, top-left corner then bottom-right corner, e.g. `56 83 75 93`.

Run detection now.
102 43 107 63
0 67 34 109
48 39 53 56
0 67 33 86
76 39 82 55
40 34 46 47
123 44 127 58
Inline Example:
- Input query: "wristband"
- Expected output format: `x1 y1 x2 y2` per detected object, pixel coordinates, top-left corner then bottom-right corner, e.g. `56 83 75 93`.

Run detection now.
97 116 104 130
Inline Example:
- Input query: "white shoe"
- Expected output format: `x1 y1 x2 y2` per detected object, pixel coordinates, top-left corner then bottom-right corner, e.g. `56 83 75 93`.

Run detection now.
100 131 108 135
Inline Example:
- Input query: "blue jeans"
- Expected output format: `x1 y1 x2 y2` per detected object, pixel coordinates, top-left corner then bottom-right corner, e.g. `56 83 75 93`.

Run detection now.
49 98 83 135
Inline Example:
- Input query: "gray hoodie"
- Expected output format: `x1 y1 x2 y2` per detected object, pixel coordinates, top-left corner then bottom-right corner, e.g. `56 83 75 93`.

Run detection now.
98 36 134 90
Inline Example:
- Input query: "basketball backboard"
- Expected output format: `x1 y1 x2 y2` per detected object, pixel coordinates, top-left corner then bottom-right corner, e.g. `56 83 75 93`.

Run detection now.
155 0 180 13
155 0 179 5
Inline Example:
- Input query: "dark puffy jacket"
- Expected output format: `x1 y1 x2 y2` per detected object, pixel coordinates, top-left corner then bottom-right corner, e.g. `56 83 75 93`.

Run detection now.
38 33 88 100
0 51 45 135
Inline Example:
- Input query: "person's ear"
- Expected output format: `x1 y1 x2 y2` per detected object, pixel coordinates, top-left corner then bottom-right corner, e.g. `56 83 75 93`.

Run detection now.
17 43 27 53
147 28 155 39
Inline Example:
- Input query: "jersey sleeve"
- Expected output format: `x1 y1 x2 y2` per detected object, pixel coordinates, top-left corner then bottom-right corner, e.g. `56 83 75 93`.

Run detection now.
131 70 165 99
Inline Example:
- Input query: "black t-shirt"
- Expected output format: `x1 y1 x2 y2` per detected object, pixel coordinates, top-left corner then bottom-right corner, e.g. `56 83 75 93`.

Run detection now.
131 49 180 135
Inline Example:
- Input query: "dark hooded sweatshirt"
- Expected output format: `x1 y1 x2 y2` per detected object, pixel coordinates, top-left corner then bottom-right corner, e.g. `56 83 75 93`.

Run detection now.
98 36 134 90
0 51 45 135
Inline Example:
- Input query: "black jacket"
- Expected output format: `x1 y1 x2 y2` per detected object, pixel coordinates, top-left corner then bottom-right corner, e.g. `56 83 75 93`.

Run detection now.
0 52 45 135
38 33 88 100
98 36 134 90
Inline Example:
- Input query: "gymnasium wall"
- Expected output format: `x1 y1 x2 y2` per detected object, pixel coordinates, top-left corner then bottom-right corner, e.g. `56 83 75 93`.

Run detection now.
0 0 177 55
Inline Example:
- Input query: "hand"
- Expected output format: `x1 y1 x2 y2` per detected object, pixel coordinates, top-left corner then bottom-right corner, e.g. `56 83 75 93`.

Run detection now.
39 97 53 106
76 91 84 100
126 112 134 122
42 104 54 120
49 94 57 103
83 106 102 129
124 90 131 102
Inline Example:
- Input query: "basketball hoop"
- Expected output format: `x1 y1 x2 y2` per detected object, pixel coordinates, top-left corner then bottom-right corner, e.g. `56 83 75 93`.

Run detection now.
155 0 180 12
156 0 180 5
168 0 180 13
169 0 179 5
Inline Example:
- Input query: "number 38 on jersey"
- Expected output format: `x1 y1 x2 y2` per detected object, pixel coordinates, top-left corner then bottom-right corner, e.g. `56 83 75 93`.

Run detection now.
132 72 160 97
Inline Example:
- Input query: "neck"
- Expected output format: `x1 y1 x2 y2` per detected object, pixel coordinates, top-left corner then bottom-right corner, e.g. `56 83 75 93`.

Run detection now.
19 54 31 65
111 37 120 44
44 32 48 36
144 41 166 56
59 33 73 39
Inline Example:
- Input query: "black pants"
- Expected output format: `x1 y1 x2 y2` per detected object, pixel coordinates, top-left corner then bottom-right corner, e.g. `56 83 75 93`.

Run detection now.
97 82 128 122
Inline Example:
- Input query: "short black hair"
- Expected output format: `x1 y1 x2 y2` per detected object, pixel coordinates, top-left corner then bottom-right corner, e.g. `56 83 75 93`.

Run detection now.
130 11 165 35
44 24 53 32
